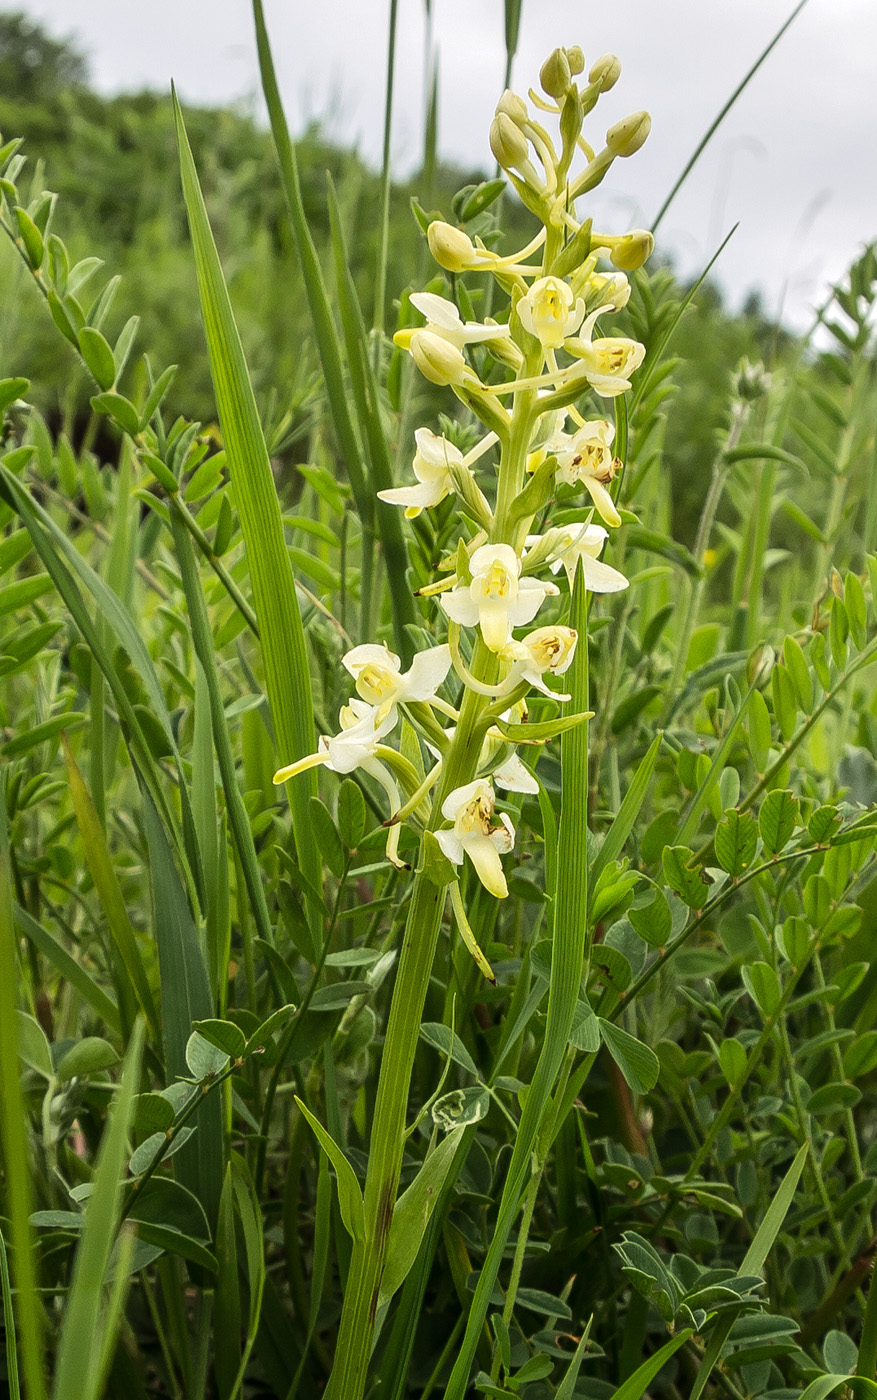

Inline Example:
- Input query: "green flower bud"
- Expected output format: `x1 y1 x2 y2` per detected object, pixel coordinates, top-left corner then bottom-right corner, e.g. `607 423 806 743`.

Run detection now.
495 89 529 126
605 110 651 157
427 221 477 273
589 53 621 92
490 112 530 171
566 46 585 77
609 229 654 271
408 330 468 386
540 48 571 100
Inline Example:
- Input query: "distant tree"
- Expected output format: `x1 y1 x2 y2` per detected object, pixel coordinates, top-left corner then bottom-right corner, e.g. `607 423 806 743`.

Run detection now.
0 12 87 103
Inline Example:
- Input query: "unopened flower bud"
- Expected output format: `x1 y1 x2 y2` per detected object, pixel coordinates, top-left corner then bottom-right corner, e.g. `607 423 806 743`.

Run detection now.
427 221 476 273
589 53 621 91
540 48 571 100
566 46 585 77
490 112 530 171
605 110 651 157
734 358 772 402
495 89 529 126
409 330 468 387
609 229 655 271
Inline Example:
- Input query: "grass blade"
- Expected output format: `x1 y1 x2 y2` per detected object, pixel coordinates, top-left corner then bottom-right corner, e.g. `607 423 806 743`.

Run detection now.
173 89 321 923
688 1142 808 1400
251 0 375 627
14 902 121 1037
651 0 810 231
53 1022 144 1400
326 177 417 657
63 735 161 1041
143 794 223 1229
0 773 46 1400
590 732 662 895
0 1227 21 1400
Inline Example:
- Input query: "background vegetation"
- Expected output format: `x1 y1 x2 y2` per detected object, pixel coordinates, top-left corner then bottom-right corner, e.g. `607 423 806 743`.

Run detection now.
1 9 876 1400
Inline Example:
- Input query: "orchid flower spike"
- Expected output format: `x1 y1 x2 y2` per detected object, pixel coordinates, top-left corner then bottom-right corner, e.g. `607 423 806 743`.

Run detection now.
547 522 630 592
342 642 452 726
544 418 622 527
436 778 516 898
517 276 585 351
377 428 462 518
440 543 559 652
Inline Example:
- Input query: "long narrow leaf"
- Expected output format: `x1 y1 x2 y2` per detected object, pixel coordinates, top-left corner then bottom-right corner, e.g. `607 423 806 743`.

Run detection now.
590 732 661 894
0 775 46 1400
173 90 321 923
63 735 160 1041
250 0 370 529
53 1022 144 1400
651 0 810 230
142 794 223 1229
326 178 416 657
689 1142 808 1400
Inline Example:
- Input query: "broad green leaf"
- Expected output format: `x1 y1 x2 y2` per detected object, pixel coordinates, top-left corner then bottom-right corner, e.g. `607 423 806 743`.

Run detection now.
16 1011 52 1079
783 635 813 713
186 1031 230 1080
742 961 782 1018
629 886 672 948
748 687 772 771
718 1038 747 1088
599 1020 659 1095
337 778 367 850
295 1098 364 1242
192 1019 247 1060
379 1126 465 1304
714 809 759 877
419 1021 478 1077
78 326 116 390
662 846 711 909
758 788 799 855
309 796 346 878
127 1176 217 1272
55 1038 119 1082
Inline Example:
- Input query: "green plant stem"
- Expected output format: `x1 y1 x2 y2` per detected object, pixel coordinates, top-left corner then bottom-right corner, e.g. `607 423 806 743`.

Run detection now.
373 0 398 344
444 567 590 1399
777 1010 852 1273
492 1168 541 1381
857 1258 877 1381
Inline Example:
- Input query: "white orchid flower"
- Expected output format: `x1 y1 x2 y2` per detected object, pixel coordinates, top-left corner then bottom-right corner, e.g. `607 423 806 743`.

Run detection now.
273 699 395 783
500 625 578 699
566 306 645 397
544 419 622 527
517 275 585 350
273 700 409 866
396 295 511 386
440 543 559 652
547 522 630 592
408 292 512 350
493 754 539 794
435 778 515 899
342 642 452 726
377 428 462 518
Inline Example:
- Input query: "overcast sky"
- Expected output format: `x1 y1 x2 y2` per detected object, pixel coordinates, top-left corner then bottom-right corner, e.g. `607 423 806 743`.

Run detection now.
10 0 877 329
